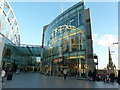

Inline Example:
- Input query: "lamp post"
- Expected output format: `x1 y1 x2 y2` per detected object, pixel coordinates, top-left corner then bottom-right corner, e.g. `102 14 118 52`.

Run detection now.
48 44 51 75
50 45 53 75
113 42 118 45
94 54 98 70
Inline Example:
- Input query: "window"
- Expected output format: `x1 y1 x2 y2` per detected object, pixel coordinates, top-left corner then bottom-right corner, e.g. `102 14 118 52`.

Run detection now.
70 9 76 15
76 5 83 11
59 16 63 21
64 13 69 18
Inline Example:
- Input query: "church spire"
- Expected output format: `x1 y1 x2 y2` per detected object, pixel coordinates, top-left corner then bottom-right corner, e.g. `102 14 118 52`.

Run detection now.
108 47 113 66
107 47 117 76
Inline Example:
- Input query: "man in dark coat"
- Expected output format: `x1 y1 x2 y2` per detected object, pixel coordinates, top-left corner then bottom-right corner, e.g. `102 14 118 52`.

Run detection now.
109 72 115 82
92 69 97 81
88 70 92 81
117 70 120 85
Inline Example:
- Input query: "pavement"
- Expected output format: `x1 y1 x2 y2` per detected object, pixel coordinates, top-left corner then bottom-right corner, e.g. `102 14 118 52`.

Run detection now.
68 77 88 80
2 72 119 88
0 79 2 90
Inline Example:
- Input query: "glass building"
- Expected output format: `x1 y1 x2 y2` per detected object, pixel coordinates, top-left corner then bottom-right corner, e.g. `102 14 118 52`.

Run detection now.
41 2 95 77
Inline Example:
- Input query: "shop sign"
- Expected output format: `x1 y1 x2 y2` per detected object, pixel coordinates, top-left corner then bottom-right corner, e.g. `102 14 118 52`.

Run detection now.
53 58 63 63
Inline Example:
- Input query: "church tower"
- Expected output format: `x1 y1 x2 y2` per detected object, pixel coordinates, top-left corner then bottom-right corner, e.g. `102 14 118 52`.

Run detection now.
107 47 117 75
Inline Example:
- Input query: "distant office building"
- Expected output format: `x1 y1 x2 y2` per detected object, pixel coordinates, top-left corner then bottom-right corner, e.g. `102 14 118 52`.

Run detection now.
41 2 95 77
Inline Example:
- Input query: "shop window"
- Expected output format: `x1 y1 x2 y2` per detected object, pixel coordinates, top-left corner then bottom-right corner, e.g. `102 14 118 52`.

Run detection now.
71 38 76 51
81 58 85 69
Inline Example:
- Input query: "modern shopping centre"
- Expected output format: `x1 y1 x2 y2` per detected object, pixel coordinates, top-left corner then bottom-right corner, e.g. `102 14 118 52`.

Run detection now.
41 2 97 77
0 0 98 77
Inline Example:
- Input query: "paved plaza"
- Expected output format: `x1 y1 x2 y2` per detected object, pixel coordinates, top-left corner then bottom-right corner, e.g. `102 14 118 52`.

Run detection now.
1 72 119 88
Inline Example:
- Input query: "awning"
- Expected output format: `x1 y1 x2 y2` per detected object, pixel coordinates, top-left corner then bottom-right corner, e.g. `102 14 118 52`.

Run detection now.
4 44 42 57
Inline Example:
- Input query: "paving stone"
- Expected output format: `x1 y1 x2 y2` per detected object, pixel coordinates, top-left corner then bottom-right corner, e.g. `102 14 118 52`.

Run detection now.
2 72 119 88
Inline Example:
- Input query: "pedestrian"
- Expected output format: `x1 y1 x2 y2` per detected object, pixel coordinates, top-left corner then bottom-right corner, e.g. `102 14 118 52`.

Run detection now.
88 70 92 81
63 68 67 80
45 69 49 76
102 72 106 83
25 68 27 74
16 68 20 74
1 69 6 85
106 73 110 83
109 72 115 82
7 68 13 80
92 69 97 82
4 68 7 77
117 70 120 85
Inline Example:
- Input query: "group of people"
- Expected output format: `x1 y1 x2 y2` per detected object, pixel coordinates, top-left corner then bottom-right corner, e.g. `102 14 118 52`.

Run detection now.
88 69 117 83
102 72 116 83
1 67 29 85
1 68 13 85
88 69 97 82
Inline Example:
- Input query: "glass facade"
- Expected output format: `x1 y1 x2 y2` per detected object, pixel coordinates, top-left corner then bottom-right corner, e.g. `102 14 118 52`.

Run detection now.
42 2 94 76
1 34 41 72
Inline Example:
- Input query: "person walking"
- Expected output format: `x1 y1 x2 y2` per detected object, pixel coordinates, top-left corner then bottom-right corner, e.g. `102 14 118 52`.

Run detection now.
106 73 110 83
7 69 13 80
88 70 92 81
102 72 106 83
63 68 67 80
117 70 120 85
1 69 6 85
45 69 49 76
92 69 97 82
109 72 115 82
16 68 20 74
25 68 27 74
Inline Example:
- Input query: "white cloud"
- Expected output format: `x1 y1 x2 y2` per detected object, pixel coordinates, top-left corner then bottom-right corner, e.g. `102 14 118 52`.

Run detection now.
93 34 118 69
93 34 118 47
92 33 98 44
92 33 97 37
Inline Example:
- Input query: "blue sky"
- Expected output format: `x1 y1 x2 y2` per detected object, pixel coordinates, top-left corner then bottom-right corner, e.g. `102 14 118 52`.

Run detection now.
86 2 118 69
10 2 118 69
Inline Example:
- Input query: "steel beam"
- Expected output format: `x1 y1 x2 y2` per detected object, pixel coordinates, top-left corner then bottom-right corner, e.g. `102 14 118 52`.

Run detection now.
0 0 20 45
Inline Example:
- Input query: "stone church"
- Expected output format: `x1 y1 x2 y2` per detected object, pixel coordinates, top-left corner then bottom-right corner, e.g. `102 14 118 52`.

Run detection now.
107 48 117 76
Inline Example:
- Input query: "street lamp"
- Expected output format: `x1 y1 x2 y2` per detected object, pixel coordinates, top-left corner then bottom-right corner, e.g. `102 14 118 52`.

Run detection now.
94 54 98 70
113 42 118 45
